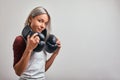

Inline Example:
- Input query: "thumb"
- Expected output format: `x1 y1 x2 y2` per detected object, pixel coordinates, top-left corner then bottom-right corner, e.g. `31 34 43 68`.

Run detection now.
27 35 30 40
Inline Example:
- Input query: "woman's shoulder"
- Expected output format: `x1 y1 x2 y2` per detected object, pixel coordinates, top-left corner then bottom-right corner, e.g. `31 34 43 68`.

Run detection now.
15 35 24 41
13 35 26 47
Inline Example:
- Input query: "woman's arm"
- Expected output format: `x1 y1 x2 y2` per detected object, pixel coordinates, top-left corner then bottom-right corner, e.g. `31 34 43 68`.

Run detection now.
13 33 39 76
14 48 32 76
45 39 61 71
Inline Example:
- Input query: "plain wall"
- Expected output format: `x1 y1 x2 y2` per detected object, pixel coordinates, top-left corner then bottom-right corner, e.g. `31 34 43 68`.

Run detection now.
0 0 120 80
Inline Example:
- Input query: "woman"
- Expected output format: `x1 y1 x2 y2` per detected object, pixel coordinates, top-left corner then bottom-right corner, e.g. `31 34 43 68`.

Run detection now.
13 6 61 80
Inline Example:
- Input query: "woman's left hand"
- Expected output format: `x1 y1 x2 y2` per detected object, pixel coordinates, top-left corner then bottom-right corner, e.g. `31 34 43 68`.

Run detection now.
53 38 61 55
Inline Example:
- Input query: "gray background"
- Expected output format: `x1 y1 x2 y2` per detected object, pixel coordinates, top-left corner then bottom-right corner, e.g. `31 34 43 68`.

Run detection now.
0 0 120 80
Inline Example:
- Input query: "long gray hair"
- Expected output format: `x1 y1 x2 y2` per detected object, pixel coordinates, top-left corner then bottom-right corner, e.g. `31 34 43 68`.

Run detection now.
25 6 51 38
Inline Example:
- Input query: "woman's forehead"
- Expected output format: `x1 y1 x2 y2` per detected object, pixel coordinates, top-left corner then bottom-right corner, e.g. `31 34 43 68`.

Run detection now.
36 14 49 22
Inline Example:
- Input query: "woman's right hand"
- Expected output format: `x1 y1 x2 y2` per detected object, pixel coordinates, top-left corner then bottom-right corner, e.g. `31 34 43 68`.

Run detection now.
26 33 40 51
14 33 40 76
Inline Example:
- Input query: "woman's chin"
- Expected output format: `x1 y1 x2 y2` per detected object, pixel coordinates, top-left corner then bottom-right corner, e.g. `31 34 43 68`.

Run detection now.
36 30 42 33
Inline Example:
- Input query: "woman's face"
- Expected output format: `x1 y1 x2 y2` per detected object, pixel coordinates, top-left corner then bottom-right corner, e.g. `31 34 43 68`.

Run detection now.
30 14 49 33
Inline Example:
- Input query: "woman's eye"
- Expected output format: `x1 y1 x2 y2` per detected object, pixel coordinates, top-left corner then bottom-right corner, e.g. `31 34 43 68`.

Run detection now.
38 19 44 23
38 20 42 22
45 22 48 25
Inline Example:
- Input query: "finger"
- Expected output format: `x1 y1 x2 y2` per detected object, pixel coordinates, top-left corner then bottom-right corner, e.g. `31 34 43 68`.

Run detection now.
35 36 40 43
56 39 60 44
57 41 61 48
31 33 38 39
55 37 61 47
27 35 30 40
57 44 61 48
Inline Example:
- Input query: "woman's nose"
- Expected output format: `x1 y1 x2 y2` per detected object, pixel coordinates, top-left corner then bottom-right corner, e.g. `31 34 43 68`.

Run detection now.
41 23 45 29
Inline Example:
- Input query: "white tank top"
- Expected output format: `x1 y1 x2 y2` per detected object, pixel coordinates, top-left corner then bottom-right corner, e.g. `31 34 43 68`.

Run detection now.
19 51 47 80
